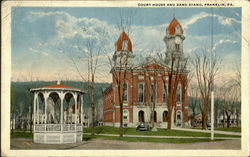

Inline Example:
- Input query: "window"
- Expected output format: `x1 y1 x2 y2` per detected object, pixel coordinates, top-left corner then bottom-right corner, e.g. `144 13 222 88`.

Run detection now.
123 82 128 102
177 83 182 104
176 111 182 120
175 43 180 51
122 40 128 51
151 83 156 103
123 109 129 121
138 83 144 103
163 84 168 103
175 26 180 34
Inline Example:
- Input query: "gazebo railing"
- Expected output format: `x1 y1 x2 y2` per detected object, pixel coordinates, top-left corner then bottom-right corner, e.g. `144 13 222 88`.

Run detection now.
62 124 76 131
35 124 46 132
76 124 83 131
34 124 82 132
47 124 61 132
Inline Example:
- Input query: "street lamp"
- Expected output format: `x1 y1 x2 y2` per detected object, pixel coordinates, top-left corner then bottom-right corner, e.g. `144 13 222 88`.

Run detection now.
210 7 214 140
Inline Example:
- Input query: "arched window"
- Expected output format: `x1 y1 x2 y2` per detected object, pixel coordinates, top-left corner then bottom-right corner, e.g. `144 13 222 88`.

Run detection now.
163 111 168 122
123 82 128 102
176 110 182 120
122 40 128 51
176 83 182 104
138 83 144 103
175 26 181 34
163 84 168 103
175 43 180 51
123 109 129 121
138 110 144 122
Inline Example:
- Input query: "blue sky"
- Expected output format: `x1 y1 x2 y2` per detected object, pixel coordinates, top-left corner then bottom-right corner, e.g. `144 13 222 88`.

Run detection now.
11 7 241 83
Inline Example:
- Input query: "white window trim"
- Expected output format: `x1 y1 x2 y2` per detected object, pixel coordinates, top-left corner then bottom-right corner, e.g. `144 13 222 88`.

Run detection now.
123 109 129 122
138 82 144 103
177 83 182 106
123 82 128 104
163 84 169 103
176 110 182 121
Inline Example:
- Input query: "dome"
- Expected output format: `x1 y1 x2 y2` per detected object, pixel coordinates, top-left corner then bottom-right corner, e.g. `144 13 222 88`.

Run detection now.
115 32 132 51
167 18 183 35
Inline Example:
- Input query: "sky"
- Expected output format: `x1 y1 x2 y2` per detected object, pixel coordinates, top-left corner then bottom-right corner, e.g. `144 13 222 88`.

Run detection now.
11 7 241 83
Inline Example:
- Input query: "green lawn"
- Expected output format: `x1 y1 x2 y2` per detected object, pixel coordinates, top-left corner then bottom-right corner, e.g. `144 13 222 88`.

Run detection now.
215 127 241 132
84 126 241 138
11 131 33 138
83 135 222 143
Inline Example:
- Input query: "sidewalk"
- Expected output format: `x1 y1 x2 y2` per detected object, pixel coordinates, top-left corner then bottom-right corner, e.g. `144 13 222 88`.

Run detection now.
83 133 240 140
172 127 241 136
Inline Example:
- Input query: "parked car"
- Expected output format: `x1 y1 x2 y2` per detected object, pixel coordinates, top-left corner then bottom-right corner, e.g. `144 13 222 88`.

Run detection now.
136 123 149 131
207 122 211 129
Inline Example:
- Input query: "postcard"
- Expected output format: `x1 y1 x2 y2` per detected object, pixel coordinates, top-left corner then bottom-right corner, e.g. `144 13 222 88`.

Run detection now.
1 0 250 156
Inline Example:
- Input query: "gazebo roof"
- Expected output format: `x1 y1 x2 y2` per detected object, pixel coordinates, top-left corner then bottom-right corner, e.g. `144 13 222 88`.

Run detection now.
30 83 86 93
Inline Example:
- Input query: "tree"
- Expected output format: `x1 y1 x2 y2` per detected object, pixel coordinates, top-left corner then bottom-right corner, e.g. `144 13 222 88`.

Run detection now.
77 39 101 136
188 83 200 127
108 48 132 137
231 63 241 127
220 84 239 128
191 50 220 130
107 9 137 137
140 56 159 131
157 52 188 130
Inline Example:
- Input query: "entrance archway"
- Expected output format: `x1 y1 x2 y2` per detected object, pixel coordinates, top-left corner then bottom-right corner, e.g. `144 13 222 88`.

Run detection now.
163 111 168 122
138 110 144 122
153 111 157 123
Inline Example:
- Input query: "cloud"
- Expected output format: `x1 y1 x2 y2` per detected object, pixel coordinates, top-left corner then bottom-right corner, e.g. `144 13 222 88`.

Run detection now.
181 12 240 36
12 9 241 82
28 47 50 56
214 39 237 49
182 12 210 30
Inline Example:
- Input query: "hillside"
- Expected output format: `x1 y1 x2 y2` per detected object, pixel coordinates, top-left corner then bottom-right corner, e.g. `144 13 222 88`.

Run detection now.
11 81 110 116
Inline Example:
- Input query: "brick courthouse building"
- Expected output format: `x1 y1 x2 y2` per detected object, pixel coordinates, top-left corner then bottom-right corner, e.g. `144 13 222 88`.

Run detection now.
103 18 189 128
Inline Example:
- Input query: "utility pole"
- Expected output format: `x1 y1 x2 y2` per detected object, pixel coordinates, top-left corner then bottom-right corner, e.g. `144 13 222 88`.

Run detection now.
210 7 214 140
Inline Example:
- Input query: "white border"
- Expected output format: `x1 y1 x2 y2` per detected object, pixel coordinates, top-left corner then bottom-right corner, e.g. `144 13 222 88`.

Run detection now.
1 1 250 156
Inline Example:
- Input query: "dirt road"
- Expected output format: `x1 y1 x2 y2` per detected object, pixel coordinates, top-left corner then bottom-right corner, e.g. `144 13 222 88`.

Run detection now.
11 138 240 150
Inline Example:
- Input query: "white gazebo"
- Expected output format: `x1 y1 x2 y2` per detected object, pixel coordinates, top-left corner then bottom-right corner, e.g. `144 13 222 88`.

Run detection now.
30 82 86 144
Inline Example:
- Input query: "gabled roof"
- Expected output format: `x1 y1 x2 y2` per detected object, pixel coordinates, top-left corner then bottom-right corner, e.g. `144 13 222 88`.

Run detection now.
115 31 132 51
134 61 170 71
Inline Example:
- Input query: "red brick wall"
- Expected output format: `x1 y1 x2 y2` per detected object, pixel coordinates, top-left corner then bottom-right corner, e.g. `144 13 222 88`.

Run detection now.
103 63 189 124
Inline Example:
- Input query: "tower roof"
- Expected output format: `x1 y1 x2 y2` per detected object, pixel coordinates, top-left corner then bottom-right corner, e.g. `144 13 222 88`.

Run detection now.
115 31 132 51
167 18 183 35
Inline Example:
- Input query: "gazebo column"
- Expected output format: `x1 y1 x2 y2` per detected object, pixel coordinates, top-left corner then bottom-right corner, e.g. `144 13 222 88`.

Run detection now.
81 95 83 128
59 92 64 133
33 92 37 132
73 93 77 142
36 97 39 124
73 93 77 125
44 92 49 132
